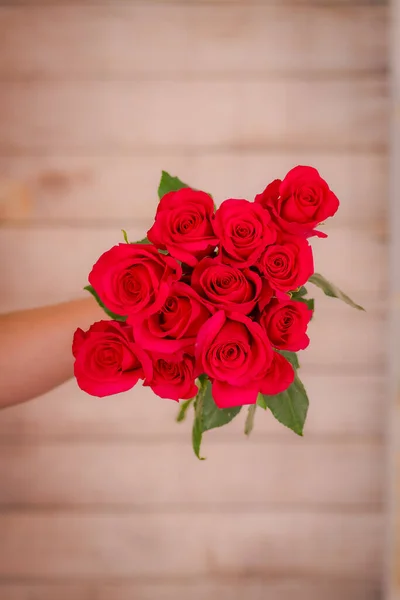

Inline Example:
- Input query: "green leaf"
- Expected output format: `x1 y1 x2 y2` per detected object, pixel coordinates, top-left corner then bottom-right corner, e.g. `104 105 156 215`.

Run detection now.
300 297 314 311
263 374 309 436
309 273 365 311
130 236 169 255
133 237 151 245
291 286 308 298
202 380 242 432
176 398 194 423
192 416 204 460
158 170 216 210
244 404 257 436
192 392 205 461
121 229 129 243
158 171 189 199
84 285 127 322
290 286 314 312
257 394 268 410
277 350 300 370
189 378 243 457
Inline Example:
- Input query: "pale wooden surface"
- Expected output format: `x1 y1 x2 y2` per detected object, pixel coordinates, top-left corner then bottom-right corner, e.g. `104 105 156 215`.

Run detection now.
0 153 388 228
0 227 386 306
385 1 400 598
0 513 383 578
0 440 383 507
0 4 386 76
0 580 383 600
0 2 389 599
0 374 385 438
0 80 387 152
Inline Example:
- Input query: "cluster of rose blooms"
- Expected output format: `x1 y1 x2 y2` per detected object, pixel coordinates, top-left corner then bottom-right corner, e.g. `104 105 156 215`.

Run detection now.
73 166 339 408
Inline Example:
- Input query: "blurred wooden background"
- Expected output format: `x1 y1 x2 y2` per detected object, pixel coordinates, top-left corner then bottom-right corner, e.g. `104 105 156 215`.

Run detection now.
0 1 389 599
386 0 399 598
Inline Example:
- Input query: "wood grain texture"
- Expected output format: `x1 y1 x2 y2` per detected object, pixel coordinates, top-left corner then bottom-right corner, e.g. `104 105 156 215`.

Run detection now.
0 228 384 373
0 440 383 507
0 0 389 6
0 179 32 222
0 227 385 309
0 374 385 439
0 579 381 600
0 79 387 153
0 0 388 594
0 5 387 78
0 512 383 579
385 0 400 597
0 153 388 228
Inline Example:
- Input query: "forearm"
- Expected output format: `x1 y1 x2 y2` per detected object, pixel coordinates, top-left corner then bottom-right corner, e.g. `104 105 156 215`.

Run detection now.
0 298 106 409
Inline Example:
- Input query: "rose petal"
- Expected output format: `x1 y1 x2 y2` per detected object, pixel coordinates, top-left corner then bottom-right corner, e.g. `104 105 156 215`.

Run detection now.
212 380 259 408
260 353 295 395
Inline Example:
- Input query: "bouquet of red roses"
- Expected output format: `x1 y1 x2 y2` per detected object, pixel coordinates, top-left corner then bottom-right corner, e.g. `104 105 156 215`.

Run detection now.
73 166 363 458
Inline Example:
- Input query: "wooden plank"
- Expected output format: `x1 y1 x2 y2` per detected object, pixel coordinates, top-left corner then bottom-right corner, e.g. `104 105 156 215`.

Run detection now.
0 153 388 228
0 227 385 308
0 228 385 372
0 374 385 439
0 5 387 78
0 579 380 600
0 0 389 7
0 512 383 579
0 79 387 153
0 440 383 507
385 0 400 598
0 231 385 369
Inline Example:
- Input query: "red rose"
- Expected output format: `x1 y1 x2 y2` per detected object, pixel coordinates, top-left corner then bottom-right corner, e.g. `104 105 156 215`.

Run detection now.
254 179 280 211
133 282 210 353
259 298 312 351
73 320 152 397
255 166 339 238
260 351 295 396
195 311 279 408
191 257 262 315
144 352 198 401
89 243 181 322
147 188 218 266
213 199 276 268
257 234 314 293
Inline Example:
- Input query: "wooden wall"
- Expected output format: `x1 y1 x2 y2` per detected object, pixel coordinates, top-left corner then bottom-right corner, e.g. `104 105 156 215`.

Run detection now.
385 1 399 598
0 1 389 599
